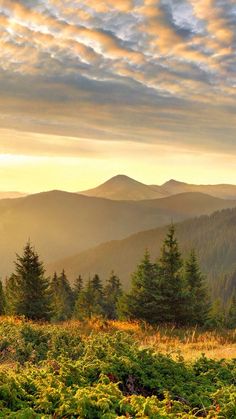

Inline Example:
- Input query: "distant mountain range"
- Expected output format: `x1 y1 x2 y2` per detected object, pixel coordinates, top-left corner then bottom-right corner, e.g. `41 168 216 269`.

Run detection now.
0 190 235 279
80 175 236 200
0 192 26 200
48 206 236 302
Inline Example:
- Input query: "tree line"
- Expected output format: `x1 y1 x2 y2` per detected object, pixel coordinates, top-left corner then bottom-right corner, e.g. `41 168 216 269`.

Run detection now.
0 225 235 328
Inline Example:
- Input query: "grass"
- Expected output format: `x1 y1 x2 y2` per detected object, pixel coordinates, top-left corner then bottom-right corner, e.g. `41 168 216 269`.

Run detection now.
0 317 235 417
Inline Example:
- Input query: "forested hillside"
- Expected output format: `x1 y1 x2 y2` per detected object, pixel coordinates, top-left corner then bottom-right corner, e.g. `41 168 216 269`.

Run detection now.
0 190 234 278
49 207 236 303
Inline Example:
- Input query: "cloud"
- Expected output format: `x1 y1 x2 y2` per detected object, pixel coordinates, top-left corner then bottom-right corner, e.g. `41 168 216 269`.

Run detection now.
0 0 235 156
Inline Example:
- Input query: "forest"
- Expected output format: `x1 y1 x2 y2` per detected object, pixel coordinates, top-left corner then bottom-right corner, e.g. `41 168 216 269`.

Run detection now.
0 226 235 417
1 225 236 329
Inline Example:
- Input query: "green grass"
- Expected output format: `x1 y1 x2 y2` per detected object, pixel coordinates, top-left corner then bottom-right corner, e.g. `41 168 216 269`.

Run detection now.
0 317 235 418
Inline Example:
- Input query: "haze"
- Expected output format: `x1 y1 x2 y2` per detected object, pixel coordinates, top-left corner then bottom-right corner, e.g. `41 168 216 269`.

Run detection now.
0 0 236 192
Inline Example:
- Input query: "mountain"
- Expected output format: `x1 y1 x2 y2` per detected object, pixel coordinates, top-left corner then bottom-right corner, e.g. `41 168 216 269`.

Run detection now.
0 192 26 200
0 190 235 279
80 175 236 200
48 207 236 300
163 179 236 200
80 174 168 200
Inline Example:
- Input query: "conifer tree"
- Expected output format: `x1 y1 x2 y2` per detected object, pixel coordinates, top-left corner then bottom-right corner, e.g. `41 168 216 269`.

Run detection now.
5 275 18 315
227 294 236 328
50 270 73 321
73 275 84 300
74 274 105 319
9 242 51 320
104 271 123 319
0 279 5 315
124 250 161 323
184 250 210 325
74 278 95 319
159 224 185 323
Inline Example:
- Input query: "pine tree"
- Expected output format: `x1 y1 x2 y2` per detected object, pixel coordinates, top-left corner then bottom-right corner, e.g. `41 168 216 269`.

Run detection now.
184 250 210 325
227 294 236 328
0 279 5 315
91 274 104 315
73 275 84 300
5 275 18 315
74 275 105 319
104 271 123 319
159 224 185 324
9 242 51 320
74 278 95 319
124 250 161 324
50 270 73 321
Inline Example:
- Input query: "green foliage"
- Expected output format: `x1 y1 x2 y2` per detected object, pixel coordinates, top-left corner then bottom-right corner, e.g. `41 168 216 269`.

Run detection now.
226 294 236 329
0 319 235 417
74 275 105 319
50 270 73 321
0 280 5 315
103 272 123 320
124 226 210 326
7 242 51 321
124 250 161 324
184 250 210 325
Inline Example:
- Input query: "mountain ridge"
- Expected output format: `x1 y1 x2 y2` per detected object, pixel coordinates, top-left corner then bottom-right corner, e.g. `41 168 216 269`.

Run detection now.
80 175 236 200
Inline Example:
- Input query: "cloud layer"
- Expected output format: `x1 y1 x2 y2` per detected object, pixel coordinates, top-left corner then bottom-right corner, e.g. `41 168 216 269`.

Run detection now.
0 0 236 156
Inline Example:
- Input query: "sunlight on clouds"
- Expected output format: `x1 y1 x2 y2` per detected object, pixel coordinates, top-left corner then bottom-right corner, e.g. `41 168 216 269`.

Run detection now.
0 0 235 189
1 130 236 192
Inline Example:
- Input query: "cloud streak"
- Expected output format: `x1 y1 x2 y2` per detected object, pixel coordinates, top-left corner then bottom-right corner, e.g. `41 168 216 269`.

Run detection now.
0 0 235 158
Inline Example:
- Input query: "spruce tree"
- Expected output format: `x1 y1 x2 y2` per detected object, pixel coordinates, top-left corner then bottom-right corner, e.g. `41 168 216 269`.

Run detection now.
124 250 161 324
50 270 73 321
10 242 51 321
0 279 5 315
184 250 210 325
104 271 123 319
227 294 236 328
73 275 84 300
5 275 18 315
74 278 95 319
159 224 185 324
74 275 105 319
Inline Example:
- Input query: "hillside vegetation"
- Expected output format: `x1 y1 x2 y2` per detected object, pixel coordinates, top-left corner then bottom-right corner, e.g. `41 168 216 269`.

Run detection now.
49 207 236 303
0 190 234 278
0 317 235 418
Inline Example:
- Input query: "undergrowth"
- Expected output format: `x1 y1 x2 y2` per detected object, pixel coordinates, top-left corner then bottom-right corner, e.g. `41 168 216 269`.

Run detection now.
0 317 235 418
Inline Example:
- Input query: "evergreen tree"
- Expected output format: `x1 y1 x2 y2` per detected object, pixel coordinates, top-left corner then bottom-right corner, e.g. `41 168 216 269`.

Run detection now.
5 275 18 315
9 242 51 320
0 279 5 315
227 294 236 328
104 271 123 319
74 278 95 319
50 270 73 321
91 274 104 315
184 250 210 325
124 250 161 324
73 275 84 300
74 275 105 319
208 299 225 329
159 224 185 324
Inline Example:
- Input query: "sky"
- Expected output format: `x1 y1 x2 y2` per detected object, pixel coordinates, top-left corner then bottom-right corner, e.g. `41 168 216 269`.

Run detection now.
0 0 236 192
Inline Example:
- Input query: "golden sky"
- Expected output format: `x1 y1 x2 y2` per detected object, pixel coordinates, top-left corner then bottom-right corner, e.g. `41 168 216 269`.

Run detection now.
0 0 236 191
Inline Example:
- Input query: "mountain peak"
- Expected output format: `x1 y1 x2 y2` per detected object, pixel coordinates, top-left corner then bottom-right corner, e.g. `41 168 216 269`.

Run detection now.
163 179 186 186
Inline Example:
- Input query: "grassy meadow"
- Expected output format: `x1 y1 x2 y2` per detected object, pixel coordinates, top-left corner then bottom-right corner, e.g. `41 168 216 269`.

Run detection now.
0 317 235 418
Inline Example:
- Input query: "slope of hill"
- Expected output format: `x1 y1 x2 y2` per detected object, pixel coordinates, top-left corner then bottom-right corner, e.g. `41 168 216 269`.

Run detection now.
163 179 236 200
0 190 235 279
80 174 168 200
48 207 236 297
